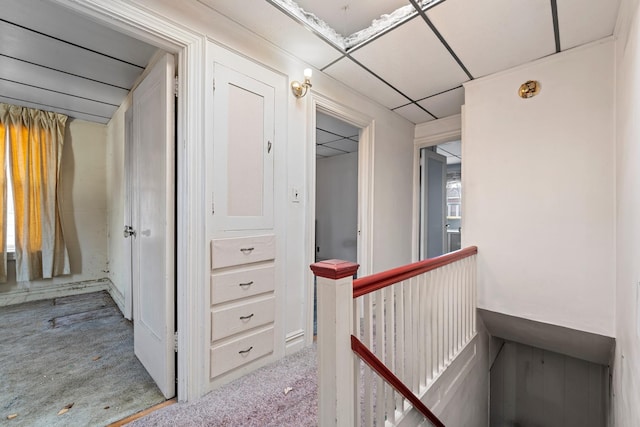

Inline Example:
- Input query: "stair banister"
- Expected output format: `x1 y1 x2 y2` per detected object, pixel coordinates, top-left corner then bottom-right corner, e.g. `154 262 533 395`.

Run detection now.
310 259 359 427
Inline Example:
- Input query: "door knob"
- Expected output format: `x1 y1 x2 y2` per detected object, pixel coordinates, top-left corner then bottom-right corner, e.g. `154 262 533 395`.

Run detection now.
124 225 136 238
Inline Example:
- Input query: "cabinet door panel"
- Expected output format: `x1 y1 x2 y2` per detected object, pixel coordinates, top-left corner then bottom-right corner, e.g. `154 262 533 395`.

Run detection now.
213 63 274 231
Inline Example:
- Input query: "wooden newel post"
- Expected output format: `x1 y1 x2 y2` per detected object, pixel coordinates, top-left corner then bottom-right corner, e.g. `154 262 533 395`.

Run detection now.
310 259 359 427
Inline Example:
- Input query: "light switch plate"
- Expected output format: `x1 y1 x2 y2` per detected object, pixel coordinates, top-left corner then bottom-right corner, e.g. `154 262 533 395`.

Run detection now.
291 187 301 203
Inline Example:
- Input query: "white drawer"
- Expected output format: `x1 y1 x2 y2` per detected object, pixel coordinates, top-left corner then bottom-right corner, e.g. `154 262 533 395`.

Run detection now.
211 265 274 305
211 234 275 269
211 296 275 341
210 326 274 378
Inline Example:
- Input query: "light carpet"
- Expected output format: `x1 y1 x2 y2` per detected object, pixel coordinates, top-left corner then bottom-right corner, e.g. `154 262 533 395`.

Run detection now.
130 345 318 427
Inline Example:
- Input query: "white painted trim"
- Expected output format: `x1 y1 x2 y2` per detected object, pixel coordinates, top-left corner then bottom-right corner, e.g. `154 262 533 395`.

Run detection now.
305 92 375 346
414 114 462 146
0 278 110 307
55 0 207 402
411 116 462 261
285 329 306 353
107 278 126 314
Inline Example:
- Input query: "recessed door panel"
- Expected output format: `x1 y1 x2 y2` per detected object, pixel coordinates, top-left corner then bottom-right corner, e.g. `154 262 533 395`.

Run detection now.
213 63 275 231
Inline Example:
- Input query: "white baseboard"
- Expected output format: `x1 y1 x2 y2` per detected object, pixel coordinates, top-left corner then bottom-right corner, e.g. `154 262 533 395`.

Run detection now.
285 329 306 354
106 280 125 314
0 278 111 307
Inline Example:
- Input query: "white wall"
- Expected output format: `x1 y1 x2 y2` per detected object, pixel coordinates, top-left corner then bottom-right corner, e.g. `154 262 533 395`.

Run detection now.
463 40 616 336
0 119 109 303
316 152 358 263
613 0 640 424
132 0 416 353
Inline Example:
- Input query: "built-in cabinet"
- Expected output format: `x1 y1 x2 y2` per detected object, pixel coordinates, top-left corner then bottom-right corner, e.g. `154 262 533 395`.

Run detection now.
206 42 286 388
210 235 276 379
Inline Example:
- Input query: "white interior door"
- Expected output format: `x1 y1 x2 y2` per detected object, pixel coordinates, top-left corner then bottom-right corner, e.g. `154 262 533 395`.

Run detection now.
132 53 175 399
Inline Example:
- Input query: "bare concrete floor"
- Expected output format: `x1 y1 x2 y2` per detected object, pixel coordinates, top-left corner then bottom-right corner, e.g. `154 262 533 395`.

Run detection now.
0 291 165 426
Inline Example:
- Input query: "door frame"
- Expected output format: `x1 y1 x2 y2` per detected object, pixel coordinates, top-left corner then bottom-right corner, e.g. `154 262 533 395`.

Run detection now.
412 113 462 262
305 93 374 345
57 0 207 402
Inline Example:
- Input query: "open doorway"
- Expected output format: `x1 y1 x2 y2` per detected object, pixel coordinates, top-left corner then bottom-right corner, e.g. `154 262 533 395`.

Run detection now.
313 112 359 335
418 139 462 259
0 1 178 424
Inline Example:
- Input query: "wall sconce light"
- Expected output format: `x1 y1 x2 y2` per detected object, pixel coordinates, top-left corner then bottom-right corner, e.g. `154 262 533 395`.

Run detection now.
291 68 313 98
518 80 541 99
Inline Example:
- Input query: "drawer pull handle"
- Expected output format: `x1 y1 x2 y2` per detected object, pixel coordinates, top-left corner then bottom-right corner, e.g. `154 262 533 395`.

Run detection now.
239 313 254 321
238 346 253 355
240 247 255 254
238 281 254 288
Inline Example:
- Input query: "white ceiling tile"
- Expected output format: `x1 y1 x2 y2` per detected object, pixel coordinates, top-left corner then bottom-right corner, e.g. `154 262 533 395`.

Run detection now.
324 57 410 108
324 139 359 153
351 17 469 100
199 0 343 69
394 104 435 124
317 145 346 157
427 0 556 78
317 112 360 137
557 0 620 50
417 87 464 119
317 129 341 144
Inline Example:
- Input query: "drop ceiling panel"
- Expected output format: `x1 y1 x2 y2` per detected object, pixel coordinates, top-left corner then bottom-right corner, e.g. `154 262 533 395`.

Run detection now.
0 56 128 106
394 104 434 124
317 129 342 144
557 0 620 50
198 0 342 68
324 139 359 153
417 86 464 119
427 0 555 78
0 96 110 125
0 21 143 89
317 112 359 137
351 17 469 100
3 0 158 67
317 145 347 157
0 79 117 120
324 58 410 108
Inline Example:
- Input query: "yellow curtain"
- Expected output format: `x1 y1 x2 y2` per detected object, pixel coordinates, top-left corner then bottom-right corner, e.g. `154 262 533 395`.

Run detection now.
0 120 5 282
0 103 70 281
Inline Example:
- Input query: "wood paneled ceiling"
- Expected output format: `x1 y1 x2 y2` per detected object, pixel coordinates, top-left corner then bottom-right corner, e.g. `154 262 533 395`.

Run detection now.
200 0 621 124
1 0 159 124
